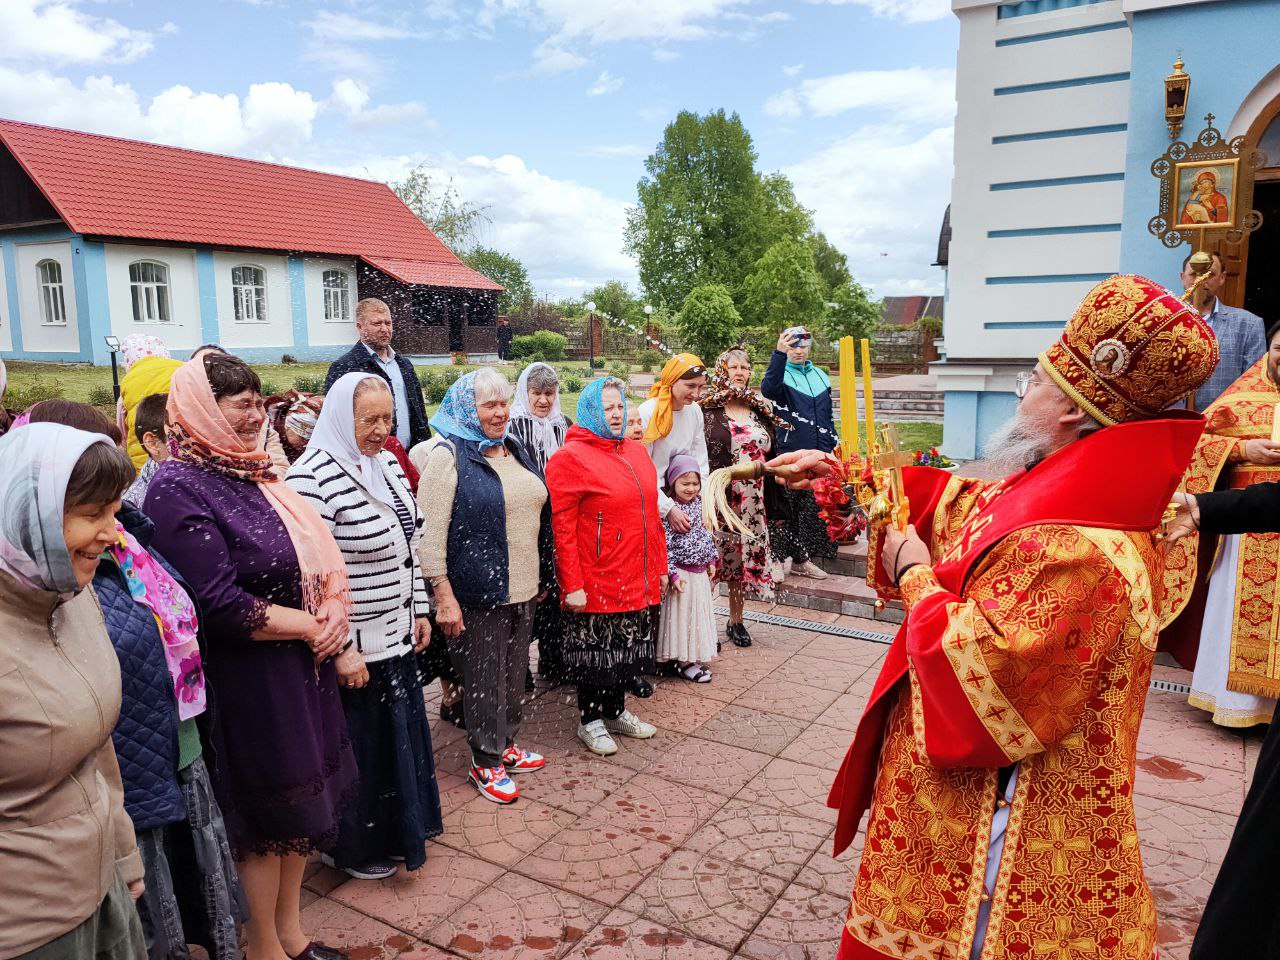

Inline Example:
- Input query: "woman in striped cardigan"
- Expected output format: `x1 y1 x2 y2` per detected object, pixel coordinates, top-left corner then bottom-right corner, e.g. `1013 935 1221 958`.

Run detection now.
286 373 444 881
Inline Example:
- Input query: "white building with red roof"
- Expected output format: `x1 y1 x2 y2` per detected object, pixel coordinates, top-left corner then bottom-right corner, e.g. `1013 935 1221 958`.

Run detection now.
0 118 503 364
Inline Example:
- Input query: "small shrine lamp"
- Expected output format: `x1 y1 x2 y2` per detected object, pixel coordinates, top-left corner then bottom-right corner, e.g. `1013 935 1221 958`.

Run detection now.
585 301 597 371
1165 56 1190 140
104 335 122 403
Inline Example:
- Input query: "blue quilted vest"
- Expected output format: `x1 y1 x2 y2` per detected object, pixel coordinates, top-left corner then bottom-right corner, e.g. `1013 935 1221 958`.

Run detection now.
93 504 187 831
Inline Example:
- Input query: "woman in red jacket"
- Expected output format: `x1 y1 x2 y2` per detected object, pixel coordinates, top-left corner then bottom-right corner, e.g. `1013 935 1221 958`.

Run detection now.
545 377 669 757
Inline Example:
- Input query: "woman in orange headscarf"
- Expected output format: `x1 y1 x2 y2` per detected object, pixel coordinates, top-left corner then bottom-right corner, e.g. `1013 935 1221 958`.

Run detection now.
638 354 709 531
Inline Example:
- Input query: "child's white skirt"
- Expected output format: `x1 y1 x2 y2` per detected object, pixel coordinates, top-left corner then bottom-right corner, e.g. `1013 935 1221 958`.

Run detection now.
657 569 718 664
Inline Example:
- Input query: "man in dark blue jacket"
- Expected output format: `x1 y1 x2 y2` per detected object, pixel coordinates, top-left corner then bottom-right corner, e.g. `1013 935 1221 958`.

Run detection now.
324 297 432 449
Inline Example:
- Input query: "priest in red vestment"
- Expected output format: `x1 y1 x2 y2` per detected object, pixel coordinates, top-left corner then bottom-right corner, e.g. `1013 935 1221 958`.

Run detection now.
771 275 1218 960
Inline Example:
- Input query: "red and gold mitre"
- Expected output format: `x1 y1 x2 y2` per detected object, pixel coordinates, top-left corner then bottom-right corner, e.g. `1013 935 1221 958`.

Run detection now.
1039 274 1218 425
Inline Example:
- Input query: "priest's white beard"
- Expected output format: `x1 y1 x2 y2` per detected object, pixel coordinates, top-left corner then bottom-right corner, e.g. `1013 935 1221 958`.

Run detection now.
982 410 1053 475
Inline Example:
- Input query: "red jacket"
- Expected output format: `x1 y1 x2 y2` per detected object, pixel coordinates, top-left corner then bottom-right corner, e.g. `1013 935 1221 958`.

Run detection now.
545 425 668 613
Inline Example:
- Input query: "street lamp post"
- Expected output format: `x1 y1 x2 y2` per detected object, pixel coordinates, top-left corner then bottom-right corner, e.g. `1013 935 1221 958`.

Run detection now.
586 301 597 371
104 336 122 403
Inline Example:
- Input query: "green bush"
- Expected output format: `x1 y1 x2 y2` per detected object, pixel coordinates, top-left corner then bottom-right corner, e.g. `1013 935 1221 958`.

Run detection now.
6 377 64 412
87 385 116 408
637 349 662 373
608 361 631 383
293 375 326 394
512 330 568 361
259 380 281 398
563 376 584 393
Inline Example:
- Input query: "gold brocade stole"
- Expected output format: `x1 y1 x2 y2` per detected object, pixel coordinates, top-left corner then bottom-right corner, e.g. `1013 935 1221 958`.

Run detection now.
1164 358 1280 698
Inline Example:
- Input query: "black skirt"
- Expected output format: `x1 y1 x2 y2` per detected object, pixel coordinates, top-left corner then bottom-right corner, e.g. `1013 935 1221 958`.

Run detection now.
331 653 444 871
561 609 652 687
769 487 836 562
417 620 461 686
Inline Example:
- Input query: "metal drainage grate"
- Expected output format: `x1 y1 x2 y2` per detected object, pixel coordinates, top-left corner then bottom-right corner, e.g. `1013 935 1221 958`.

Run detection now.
714 606 1193 697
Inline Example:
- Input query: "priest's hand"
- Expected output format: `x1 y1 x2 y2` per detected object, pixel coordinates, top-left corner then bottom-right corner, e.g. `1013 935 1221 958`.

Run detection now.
1243 439 1280 465
764 449 835 489
881 524 930 582
1162 492 1200 545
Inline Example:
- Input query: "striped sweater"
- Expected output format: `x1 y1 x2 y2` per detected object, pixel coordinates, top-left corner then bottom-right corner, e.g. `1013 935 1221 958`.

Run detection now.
286 448 429 663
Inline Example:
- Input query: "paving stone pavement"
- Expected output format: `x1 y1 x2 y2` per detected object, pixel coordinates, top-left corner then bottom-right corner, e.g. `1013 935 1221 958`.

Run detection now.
301 608 1259 960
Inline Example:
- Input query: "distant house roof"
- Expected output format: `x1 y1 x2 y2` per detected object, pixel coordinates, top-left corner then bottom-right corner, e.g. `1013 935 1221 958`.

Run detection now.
933 204 951 267
880 295 944 326
0 118 502 292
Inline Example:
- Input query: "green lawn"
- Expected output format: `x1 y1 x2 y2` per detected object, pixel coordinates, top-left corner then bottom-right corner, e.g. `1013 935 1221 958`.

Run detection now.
2 358 943 451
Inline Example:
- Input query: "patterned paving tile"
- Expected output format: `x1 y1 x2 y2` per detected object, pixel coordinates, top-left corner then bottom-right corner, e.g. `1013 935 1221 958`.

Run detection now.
1140 847 1219 923
620 850 787 951
767 654 870 693
738 882 848 960
514 751 639 817
811 692 870 735
303 859 348 896
793 833 860 900
436 769 486 816
599 726 692 773
682 798 831 883
561 909 732 960
733 678 842 724
1134 793 1238 864
634 685 729 734
519 819 674 906
641 736 774 795
778 721 853 771
582 772 729 846
422 872 608 960
744 624 815 653
330 845 503 936
1136 712 1244 773
691 705 809 757
734 758 837 823
1155 915 1200 960
439 796 577 866
1133 754 1245 812
799 634 888 668
298 898 423 958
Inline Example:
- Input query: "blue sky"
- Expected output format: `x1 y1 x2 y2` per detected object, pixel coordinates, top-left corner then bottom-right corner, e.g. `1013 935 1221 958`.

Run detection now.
0 0 958 300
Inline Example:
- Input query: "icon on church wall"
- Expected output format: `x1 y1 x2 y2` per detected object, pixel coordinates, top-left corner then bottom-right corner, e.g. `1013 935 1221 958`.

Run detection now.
1175 158 1239 228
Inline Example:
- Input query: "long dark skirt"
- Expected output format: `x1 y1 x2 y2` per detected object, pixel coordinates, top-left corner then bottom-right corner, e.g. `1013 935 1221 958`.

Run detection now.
769 487 836 563
1189 700 1280 959
533 587 567 682
331 653 444 871
562 609 651 688
417 620 461 686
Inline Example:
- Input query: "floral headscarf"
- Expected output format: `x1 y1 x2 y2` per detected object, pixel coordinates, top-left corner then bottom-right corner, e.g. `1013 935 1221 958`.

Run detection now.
106 526 205 720
643 353 705 443
429 371 509 451
576 377 628 440
120 334 170 373
699 348 793 431
0 423 114 596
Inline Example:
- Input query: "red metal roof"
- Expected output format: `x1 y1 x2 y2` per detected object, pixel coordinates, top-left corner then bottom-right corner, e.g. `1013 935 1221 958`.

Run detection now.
0 118 502 292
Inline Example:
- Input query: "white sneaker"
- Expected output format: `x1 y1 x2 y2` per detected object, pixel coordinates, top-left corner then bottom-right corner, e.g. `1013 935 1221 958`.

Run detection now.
605 710 657 740
578 720 618 756
796 561 828 580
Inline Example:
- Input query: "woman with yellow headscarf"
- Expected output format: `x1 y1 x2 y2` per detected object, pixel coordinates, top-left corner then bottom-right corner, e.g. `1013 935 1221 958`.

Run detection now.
637 353 708 533
117 336 183 469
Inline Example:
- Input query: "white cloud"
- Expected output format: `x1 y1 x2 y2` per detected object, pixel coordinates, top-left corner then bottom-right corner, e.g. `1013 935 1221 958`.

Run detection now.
346 150 636 294
0 67 319 157
782 62 804 77
804 0 952 23
786 123 952 294
531 42 588 75
765 66 955 125
480 0 760 45
330 77 371 115
587 70 623 97
0 0 154 65
651 48 679 62
159 22 180 36
307 10 421 41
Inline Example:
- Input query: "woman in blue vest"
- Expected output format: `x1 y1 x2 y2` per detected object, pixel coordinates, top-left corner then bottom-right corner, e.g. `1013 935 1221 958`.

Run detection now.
417 369 555 805
760 326 838 579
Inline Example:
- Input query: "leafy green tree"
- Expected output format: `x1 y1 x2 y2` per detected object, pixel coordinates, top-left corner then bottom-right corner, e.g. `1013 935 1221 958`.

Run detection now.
676 284 743 362
760 174 814 250
390 163 490 252
625 110 775 309
809 232 852 295
463 247 534 315
820 278 880 344
583 280 640 323
740 238 826 333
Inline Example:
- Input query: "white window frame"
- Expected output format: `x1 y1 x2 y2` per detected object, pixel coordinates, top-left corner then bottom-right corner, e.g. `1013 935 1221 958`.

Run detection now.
36 258 67 326
129 260 172 324
231 263 268 324
322 269 351 323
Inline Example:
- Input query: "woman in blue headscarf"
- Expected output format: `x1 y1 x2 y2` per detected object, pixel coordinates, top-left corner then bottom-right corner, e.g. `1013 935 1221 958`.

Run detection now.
413 369 555 805
545 378 669 758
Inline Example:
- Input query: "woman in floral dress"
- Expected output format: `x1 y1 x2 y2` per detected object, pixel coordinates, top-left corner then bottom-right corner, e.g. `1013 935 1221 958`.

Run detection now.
702 348 793 647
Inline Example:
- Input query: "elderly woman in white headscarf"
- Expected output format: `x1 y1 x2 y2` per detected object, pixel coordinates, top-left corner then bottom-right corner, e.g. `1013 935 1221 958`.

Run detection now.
0 423 147 960
508 360 573 685
285 372 441 881
508 361 571 471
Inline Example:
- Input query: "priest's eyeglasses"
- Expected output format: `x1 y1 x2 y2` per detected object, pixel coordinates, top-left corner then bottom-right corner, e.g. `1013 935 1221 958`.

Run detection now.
1013 371 1048 399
